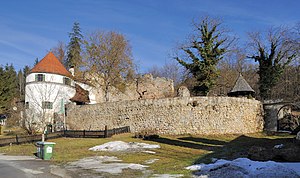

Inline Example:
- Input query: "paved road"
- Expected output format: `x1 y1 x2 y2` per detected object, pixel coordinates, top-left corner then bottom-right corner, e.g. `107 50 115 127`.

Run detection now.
0 154 73 178
0 162 25 177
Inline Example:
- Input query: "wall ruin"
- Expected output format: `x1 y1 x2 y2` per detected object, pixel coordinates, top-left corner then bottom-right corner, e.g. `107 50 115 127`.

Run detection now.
66 96 264 135
89 74 174 103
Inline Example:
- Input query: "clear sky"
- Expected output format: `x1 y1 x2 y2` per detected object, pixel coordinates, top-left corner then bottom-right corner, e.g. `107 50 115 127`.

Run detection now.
0 0 299 72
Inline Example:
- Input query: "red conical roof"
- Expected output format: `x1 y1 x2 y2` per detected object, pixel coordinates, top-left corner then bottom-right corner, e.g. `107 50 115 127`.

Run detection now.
30 52 72 77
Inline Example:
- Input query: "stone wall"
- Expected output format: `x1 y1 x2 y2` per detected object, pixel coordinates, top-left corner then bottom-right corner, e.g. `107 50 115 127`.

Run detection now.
66 97 264 135
88 74 174 103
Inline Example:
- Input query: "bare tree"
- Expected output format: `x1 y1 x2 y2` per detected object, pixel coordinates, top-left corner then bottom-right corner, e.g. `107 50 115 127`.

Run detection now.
208 47 258 96
83 30 135 101
51 41 67 65
147 60 185 87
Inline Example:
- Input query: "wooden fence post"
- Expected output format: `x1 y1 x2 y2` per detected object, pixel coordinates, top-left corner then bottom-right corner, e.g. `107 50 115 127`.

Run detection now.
16 135 19 145
83 130 86 138
104 126 108 138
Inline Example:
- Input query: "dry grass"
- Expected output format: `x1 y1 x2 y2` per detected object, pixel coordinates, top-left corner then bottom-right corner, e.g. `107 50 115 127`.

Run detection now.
0 132 295 176
0 126 28 138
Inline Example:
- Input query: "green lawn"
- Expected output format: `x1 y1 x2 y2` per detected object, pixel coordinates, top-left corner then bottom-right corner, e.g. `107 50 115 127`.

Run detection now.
0 132 294 176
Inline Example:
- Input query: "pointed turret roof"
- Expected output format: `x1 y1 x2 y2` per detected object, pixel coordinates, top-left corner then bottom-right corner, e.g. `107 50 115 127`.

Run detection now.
30 52 72 77
228 73 255 94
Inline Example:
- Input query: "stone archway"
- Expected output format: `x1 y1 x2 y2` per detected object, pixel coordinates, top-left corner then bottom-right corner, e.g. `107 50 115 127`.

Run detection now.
263 101 300 132
277 103 300 132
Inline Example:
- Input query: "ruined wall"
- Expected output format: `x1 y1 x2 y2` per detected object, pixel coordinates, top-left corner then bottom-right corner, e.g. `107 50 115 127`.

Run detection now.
67 97 264 135
90 74 174 103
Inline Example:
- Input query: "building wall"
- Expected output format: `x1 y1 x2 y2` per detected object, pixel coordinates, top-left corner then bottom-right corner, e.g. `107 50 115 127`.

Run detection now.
26 73 75 86
66 96 264 135
25 73 76 128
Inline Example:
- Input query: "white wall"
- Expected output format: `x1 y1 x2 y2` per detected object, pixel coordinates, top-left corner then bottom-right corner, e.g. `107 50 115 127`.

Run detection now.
25 73 76 129
26 73 75 86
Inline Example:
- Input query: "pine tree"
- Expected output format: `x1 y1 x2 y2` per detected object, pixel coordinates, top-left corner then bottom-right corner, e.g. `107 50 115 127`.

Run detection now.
18 65 30 102
66 22 83 73
175 17 231 96
0 64 18 114
34 58 39 66
17 69 23 100
0 66 5 113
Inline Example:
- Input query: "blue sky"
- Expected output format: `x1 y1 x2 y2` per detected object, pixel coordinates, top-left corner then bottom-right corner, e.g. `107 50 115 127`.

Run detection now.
0 0 299 72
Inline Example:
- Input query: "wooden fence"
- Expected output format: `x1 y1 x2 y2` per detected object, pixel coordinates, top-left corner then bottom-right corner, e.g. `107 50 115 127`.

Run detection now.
0 126 130 147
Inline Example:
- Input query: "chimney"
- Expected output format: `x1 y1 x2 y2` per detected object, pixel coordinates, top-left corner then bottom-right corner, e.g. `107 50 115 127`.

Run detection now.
69 66 75 76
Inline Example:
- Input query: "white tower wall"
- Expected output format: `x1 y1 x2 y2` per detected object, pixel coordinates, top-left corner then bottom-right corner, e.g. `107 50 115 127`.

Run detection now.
25 73 76 130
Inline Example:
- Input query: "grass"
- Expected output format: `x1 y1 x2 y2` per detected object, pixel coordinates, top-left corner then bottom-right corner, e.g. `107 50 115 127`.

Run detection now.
0 126 28 138
0 132 295 176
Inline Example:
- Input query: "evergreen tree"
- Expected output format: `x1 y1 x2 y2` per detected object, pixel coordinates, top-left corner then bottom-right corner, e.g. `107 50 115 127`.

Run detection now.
248 28 297 100
34 58 39 66
17 69 23 100
66 22 83 72
23 65 30 77
0 66 5 113
0 64 18 114
19 65 30 102
175 17 232 95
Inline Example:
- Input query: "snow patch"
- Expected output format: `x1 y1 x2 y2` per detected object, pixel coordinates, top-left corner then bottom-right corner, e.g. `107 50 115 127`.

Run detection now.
274 144 284 149
68 156 148 174
151 174 184 178
144 158 159 164
186 158 300 178
89 141 160 152
142 150 156 154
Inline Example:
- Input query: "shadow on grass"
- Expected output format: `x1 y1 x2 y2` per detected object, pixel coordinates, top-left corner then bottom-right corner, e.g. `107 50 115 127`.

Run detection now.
195 135 298 164
178 137 227 146
150 137 223 151
149 134 299 164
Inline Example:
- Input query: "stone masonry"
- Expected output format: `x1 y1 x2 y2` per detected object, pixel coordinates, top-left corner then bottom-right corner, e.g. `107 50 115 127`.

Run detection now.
89 74 174 103
66 96 264 135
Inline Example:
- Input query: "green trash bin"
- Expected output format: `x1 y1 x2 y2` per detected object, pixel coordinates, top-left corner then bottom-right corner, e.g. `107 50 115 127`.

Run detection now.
36 142 56 160
36 142 42 158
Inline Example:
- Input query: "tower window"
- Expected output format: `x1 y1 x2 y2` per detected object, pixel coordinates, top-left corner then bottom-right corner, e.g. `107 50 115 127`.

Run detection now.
42 101 53 109
63 77 71 85
35 74 45 82
25 102 29 109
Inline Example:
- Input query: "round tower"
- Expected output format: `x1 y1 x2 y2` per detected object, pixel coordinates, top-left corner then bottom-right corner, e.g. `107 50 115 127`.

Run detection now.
25 52 76 132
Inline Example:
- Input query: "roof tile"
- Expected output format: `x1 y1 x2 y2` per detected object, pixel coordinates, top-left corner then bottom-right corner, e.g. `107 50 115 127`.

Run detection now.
229 73 255 93
30 52 72 77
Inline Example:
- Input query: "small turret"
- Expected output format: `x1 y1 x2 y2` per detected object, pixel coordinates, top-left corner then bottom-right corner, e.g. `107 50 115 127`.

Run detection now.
228 73 255 97
69 66 75 76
